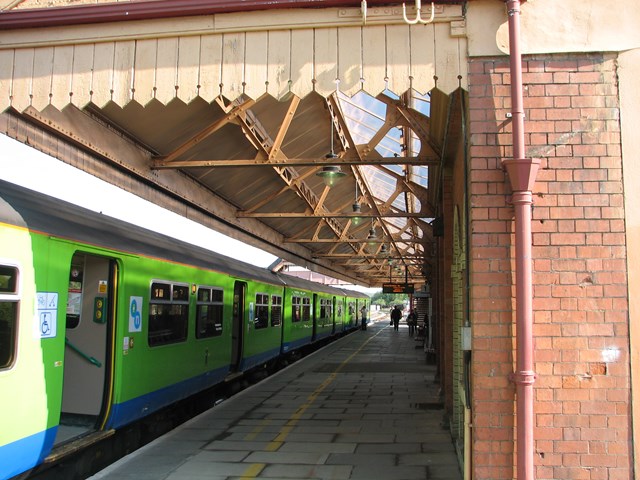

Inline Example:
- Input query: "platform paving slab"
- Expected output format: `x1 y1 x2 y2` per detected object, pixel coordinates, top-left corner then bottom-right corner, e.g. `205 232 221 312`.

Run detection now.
90 318 462 480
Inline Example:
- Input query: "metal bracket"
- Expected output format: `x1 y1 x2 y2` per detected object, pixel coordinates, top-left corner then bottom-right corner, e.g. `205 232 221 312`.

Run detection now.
402 0 435 25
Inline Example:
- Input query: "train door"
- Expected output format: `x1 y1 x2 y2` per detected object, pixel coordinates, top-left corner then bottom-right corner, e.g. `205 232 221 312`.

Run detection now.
56 252 116 445
312 293 318 341
358 298 366 329
230 281 246 371
332 296 337 334
279 291 287 354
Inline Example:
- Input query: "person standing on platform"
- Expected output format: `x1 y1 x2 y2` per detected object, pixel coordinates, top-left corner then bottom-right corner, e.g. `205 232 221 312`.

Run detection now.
407 308 417 336
391 305 402 331
360 305 368 330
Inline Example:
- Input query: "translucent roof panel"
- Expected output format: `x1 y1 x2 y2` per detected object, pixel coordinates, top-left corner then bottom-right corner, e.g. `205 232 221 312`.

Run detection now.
338 90 431 240
339 91 387 146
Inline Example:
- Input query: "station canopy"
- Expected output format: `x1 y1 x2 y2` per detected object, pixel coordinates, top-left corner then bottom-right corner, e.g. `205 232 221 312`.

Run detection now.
0 0 467 288
96 86 462 289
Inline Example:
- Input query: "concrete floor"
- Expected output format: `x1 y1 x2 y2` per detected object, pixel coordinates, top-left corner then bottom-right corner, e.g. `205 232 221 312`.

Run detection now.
90 316 462 480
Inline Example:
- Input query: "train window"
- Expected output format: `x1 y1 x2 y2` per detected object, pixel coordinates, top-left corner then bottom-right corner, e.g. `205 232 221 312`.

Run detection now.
291 296 301 323
0 266 18 369
198 288 210 302
337 302 343 318
0 266 17 293
148 281 189 347
172 285 189 301
320 298 332 318
271 295 282 327
196 286 223 339
348 302 355 315
211 289 223 302
254 293 269 329
151 283 171 300
302 297 311 322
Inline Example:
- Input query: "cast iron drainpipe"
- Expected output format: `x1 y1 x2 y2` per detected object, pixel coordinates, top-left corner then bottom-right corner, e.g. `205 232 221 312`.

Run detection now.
501 1 540 479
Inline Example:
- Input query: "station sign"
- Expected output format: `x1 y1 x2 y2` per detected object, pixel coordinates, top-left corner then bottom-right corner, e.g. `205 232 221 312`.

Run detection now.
382 283 415 294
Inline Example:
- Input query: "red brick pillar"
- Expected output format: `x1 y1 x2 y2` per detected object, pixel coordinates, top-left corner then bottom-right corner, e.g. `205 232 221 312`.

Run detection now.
468 53 630 479
442 168 455 416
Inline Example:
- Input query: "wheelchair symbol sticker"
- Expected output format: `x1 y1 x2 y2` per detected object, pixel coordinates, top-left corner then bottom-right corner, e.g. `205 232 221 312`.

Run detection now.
36 292 58 339
41 312 52 335
129 296 143 332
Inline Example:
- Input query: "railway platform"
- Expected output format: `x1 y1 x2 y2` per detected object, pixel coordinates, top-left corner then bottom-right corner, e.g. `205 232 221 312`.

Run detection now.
90 315 462 480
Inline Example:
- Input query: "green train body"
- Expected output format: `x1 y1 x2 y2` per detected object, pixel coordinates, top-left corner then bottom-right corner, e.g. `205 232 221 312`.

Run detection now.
0 180 368 480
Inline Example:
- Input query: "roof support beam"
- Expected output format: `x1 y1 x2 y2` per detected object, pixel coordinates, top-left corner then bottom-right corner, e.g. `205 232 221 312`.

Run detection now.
328 93 418 272
286 238 426 244
313 253 425 259
232 96 367 263
237 212 429 218
157 97 256 163
151 155 438 169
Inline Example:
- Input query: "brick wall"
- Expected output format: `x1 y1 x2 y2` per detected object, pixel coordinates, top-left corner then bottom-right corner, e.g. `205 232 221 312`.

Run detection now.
442 167 455 417
468 53 631 479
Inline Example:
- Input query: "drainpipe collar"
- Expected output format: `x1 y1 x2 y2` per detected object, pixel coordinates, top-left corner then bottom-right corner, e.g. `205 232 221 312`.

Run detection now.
502 157 540 192
509 370 537 386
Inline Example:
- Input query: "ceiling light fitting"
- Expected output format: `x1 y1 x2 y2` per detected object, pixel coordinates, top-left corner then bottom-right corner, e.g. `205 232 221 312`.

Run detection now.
317 110 345 187
366 218 377 243
352 181 362 224
317 165 346 187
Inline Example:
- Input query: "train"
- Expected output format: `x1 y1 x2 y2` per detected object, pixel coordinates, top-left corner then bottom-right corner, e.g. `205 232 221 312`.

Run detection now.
0 179 369 480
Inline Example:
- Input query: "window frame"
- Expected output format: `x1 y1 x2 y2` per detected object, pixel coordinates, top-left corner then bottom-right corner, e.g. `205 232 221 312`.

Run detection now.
254 292 269 329
291 295 301 323
148 280 190 347
319 297 332 321
195 285 224 339
302 297 311 322
0 264 19 370
271 294 282 327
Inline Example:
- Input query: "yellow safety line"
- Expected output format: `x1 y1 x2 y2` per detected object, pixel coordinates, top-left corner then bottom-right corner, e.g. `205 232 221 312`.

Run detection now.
239 328 386 478
238 463 266 479
243 419 272 441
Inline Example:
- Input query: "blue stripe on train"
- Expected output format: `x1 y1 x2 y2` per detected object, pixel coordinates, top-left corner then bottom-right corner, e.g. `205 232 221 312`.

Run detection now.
314 329 334 341
282 335 312 353
0 426 57 480
107 347 282 429
107 365 229 429
239 346 281 371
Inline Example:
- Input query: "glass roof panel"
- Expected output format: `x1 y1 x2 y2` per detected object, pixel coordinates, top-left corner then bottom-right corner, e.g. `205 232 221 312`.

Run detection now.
338 89 432 250
339 91 386 146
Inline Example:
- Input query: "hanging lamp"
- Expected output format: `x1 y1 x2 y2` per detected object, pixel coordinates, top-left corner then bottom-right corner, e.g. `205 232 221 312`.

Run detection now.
352 181 362 225
366 218 377 243
316 112 346 187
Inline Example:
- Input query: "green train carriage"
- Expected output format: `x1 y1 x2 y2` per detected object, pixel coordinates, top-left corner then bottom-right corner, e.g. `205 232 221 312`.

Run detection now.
231 277 285 373
280 286 314 354
0 179 369 480
341 291 367 330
